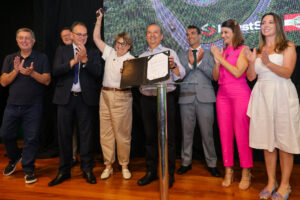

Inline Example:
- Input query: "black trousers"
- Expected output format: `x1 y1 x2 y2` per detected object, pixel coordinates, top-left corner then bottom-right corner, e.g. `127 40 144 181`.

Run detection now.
140 91 176 176
57 94 94 174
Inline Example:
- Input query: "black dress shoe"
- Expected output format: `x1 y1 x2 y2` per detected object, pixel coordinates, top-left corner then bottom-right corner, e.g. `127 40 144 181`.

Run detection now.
207 167 221 177
48 172 71 186
177 165 192 175
83 171 97 184
169 175 175 188
137 171 158 186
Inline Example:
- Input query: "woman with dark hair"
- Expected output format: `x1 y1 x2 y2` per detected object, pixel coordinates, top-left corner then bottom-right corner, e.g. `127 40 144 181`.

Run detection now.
93 8 134 180
211 19 253 190
246 13 299 200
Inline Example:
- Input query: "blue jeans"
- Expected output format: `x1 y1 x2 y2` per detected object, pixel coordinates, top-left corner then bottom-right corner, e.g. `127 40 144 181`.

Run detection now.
1 104 43 173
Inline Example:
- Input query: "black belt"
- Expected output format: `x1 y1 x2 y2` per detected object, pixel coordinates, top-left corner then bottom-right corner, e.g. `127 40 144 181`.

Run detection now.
71 91 82 96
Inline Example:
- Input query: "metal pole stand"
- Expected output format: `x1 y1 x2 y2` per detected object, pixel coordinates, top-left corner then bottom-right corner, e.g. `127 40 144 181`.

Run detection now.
157 84 168 200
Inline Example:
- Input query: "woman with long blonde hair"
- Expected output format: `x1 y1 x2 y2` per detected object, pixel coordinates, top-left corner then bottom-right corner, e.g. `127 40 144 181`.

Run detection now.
246 12 300 200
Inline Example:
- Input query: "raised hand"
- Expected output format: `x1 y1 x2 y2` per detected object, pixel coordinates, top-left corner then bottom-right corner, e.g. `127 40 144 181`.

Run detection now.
244 47 257 63
261 50 271 66
197 48 204 63
211 45 222 57
210 45 221 64
13 56 24 72
20 62 34 76
188 49 194 65
77 44 88 63
96 8 103 20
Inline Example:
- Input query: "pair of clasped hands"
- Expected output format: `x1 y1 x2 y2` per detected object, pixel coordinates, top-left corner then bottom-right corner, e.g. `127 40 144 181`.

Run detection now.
13 56 34 76
210 44 271 66
70 45 88 68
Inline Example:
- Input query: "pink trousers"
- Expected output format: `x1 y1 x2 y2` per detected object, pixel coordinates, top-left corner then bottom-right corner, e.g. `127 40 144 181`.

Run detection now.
216 83 253 168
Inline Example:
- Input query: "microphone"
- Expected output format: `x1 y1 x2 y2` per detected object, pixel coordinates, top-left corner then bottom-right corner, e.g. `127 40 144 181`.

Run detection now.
96 7 107 17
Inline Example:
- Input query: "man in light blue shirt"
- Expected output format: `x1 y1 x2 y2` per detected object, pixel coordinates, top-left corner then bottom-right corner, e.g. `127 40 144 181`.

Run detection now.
137 24 185 188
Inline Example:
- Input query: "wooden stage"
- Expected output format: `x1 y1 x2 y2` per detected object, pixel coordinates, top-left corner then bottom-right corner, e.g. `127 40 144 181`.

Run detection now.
0 144 300 200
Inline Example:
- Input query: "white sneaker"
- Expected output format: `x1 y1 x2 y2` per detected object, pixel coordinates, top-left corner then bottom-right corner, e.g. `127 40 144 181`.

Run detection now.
100 168 113 180
122 169 132 180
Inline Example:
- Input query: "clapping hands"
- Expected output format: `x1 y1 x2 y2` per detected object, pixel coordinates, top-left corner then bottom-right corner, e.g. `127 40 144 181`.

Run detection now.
188 48 204 65
244 46 256 63
210 44 222 64
14 56 34 76
13 56 24 72
261 50 271 66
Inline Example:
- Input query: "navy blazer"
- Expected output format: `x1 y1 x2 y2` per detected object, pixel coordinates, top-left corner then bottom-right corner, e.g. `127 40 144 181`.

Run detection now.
52 44 103 106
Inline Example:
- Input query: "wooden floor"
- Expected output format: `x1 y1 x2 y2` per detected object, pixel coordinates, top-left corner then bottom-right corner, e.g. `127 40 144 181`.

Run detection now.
0 144 300 200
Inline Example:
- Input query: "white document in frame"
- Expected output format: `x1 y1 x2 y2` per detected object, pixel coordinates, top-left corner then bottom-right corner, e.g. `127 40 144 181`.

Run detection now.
147 53 168 80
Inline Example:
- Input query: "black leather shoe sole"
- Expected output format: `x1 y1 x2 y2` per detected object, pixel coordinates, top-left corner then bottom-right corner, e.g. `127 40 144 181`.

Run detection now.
83 172 97 184
177 165 192 175
137 173 158 186
208 167 221 177
48 173 71 186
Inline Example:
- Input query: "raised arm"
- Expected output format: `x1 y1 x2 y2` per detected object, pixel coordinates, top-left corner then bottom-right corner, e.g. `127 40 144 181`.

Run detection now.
262 41 296 79
93 9 106 53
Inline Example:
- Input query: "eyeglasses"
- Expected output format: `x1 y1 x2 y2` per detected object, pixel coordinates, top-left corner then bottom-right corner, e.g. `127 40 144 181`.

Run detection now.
116 41 127 47
73 32 88 37
17 36 33 41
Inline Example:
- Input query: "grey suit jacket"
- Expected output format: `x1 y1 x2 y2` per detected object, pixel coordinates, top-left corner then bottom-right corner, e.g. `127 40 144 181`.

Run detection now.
178 49 216 104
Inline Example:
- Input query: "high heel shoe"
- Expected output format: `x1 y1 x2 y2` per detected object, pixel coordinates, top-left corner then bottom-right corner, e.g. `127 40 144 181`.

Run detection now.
222 168 233 187
271 186 291 200
239 168 252 190
259 182 278 199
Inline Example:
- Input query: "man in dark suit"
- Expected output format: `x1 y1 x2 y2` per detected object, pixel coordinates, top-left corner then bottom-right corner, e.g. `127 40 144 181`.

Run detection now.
177 25 220 177
48 21 102 186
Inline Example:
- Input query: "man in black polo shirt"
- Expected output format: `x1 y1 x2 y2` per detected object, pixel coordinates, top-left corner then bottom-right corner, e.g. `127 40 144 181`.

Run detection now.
0 27 51 184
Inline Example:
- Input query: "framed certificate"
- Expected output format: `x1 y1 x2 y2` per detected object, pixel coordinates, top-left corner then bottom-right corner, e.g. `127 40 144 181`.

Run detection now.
120 51 170 88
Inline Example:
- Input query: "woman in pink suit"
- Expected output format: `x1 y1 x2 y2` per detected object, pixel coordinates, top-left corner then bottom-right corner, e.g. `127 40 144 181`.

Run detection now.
211 19 253 190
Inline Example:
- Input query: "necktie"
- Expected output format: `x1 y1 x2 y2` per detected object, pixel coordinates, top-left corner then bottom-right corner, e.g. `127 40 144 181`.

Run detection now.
73 63 79 84
192 49 197 70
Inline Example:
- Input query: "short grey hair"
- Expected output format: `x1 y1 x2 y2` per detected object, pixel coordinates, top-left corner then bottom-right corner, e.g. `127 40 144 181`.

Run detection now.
16 28 35 40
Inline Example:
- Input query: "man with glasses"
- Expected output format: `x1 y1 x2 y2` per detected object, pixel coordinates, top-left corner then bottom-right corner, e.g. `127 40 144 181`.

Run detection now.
48 21 103 186
1 27 51 184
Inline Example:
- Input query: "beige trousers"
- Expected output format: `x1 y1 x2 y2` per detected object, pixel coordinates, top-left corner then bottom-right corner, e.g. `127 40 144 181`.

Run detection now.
99 89 132 166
